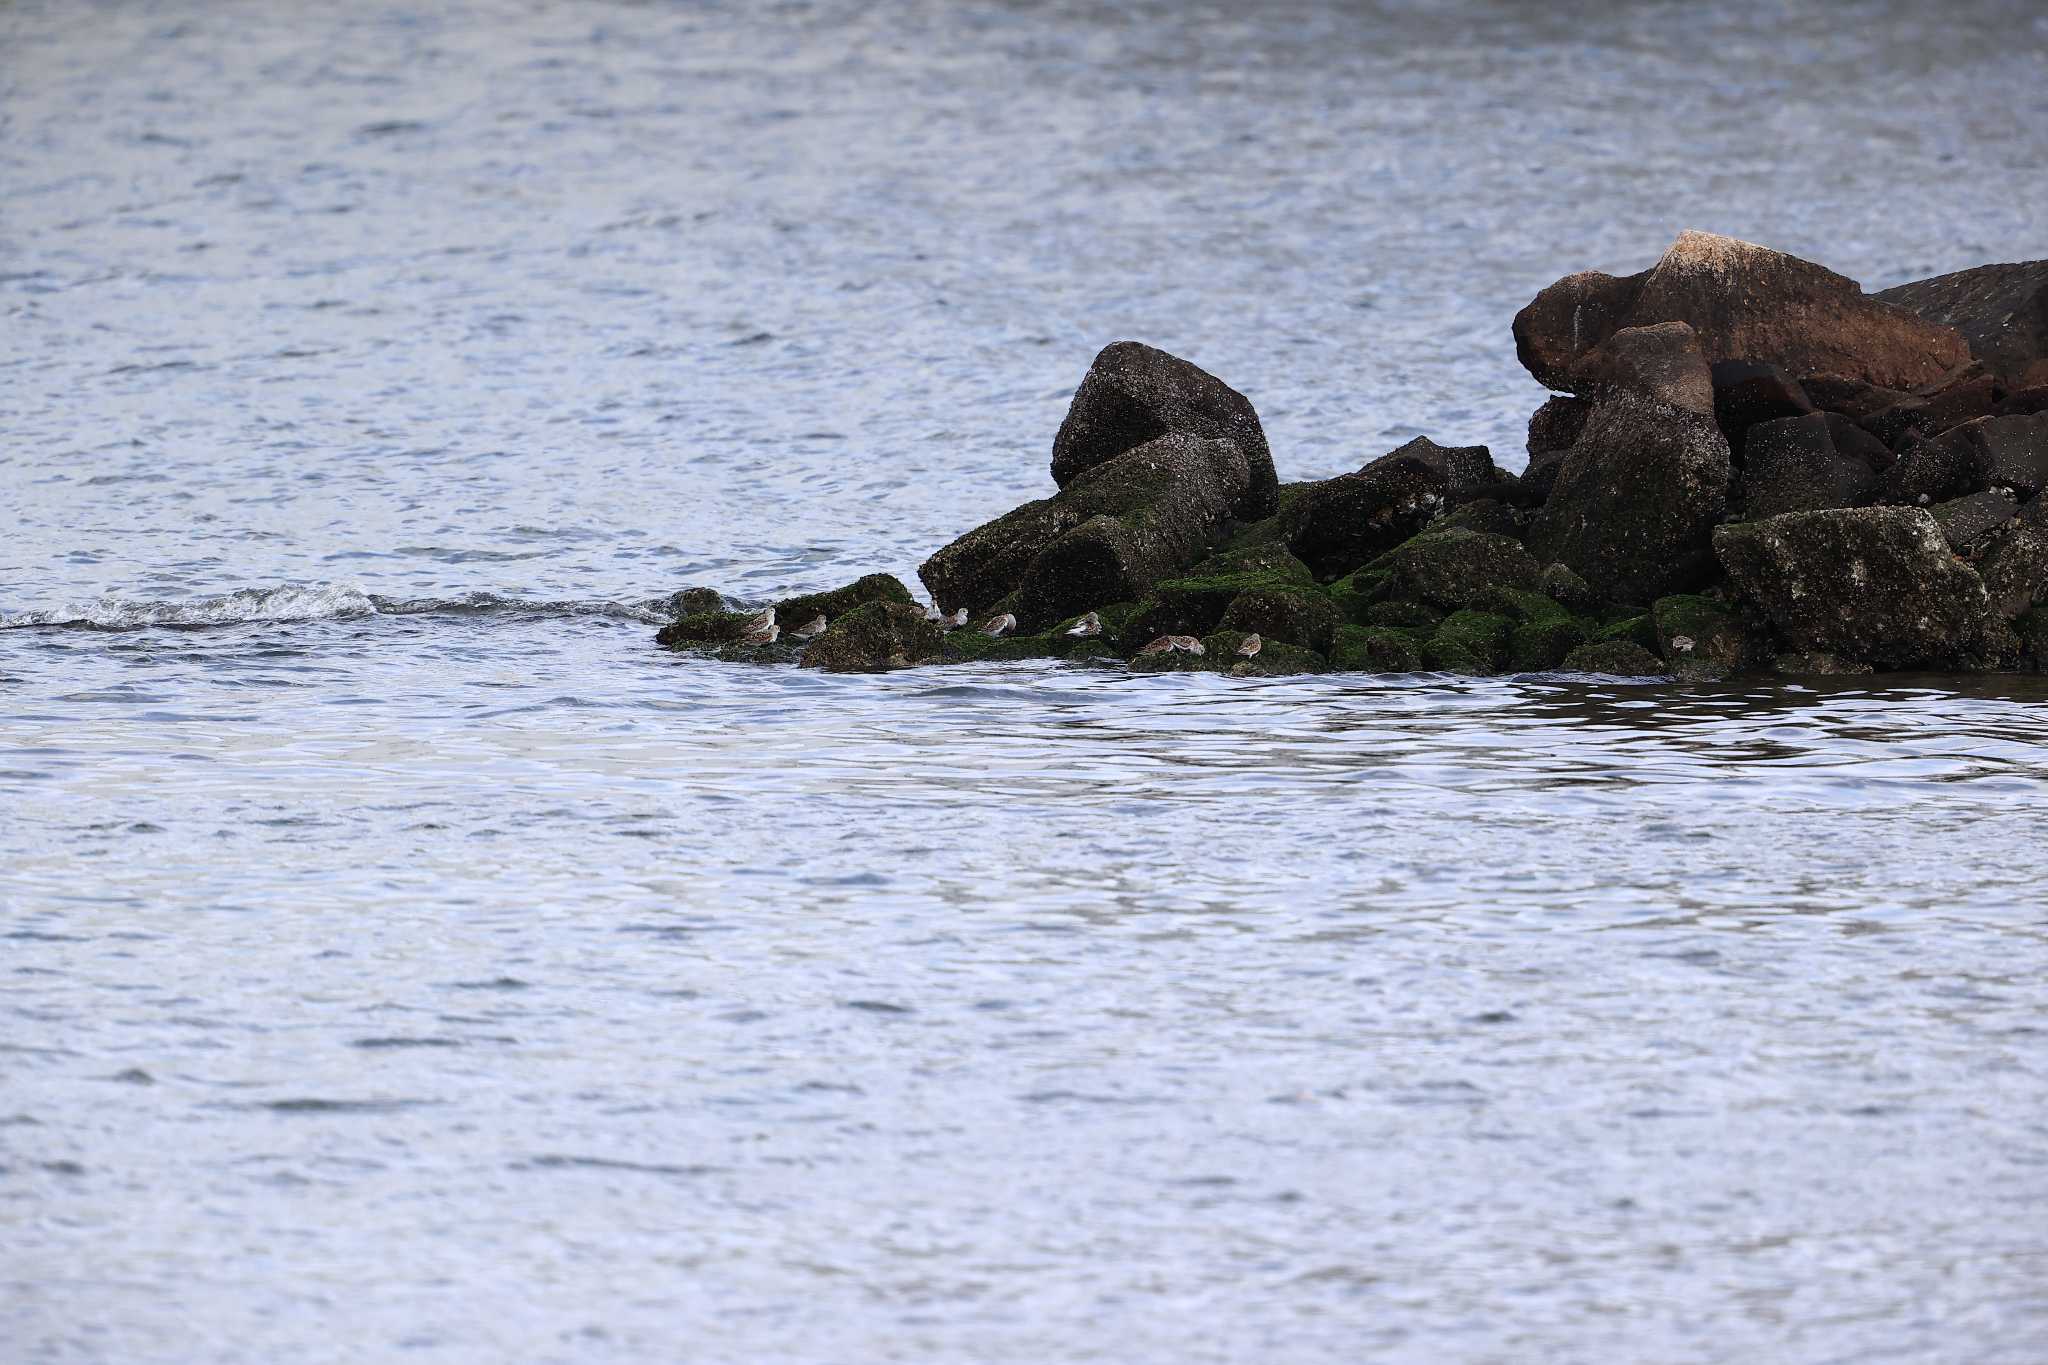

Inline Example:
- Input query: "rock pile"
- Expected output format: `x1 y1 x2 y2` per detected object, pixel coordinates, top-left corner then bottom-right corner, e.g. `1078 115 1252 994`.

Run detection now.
659 231 2048 678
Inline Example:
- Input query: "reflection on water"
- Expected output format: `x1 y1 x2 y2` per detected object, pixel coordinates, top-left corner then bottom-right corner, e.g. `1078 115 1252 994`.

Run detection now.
5 0 2048 1359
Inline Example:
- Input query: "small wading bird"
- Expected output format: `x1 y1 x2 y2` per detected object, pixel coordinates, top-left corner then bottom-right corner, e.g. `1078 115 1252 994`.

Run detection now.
1236 632 1262 658
929 605 968 629
738 606 778 646
1138 634 1205 656
982 612 1016 637
789 614 828 640
1064 612 1101 637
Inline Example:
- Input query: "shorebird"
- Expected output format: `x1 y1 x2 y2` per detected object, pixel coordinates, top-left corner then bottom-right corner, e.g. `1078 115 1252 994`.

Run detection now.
789 614 828 640
982 612 1016 637
1169 635 1205 655
1065 612 1101 637
743 606 775 630
1236 632 1262 658
1137 635 1175 655
935 607 968 629
740 620 780 646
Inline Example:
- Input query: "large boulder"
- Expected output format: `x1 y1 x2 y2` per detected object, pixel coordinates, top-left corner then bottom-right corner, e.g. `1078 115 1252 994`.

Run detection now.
1738 412 1884 519
919 432 1248 619
1976 526 2048 620
1875 259 2048 387
1281 454 1447 580
1527 391 1733 605
774 573 913 626
1368 435 1508 502
1376 529 1541 610
1934 414 2048 497
798 601 946 672
1712 507 1995 668
1514 230 1970 392
1050 342 1278 519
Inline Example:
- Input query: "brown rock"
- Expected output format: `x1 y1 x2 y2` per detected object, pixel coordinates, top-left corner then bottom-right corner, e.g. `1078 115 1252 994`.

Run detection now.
1568 321 1715 416
1875 259 2048 386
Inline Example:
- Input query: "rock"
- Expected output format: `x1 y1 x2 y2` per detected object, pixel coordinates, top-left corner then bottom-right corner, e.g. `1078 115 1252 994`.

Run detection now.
1913 363 2003 433
1508 614 1593 671
1738 412 1880 519
1514 230 1969 392
2015 610 2048 672
1713 507 1995 668
1051 341 1278 519
1559 640 1669 677
1880 432 1978 506
1527 390 1733 605
1428 497 1522 539
1376 529 1540 610
1934 414 2048 497
1874 259 2048 386
1203 630 1328 677
1520 396 1590 505
1801 373 1909 422
1652 594 1757 680
1363 598 1442 628
1772 651 1874 676
797 600 945 672
664 586 725 617
1976 526 2048 619
2024 493 2048 530
1281 454 1446 580
1860 396 1934 451
1330 624 1424 672
919 431 1249 620
1711 359 1814 460
1217 585 1340 653
657 608 773 647
1569 321 1715 416
1998 386 2048 417
1538 562 1597 611
1369 435 1507 502
1124 549 1314 643
1422 610 1512 674
1930 491 2018 552
774 573 914 627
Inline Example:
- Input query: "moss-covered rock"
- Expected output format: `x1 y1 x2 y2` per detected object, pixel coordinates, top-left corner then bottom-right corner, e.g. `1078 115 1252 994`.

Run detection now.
1282 455 1447 580
1328 567 1392 623
1559 640 1670 676
774 573 913 628
1651 593 1757 680
1595 613 1660 652
1374 529 1541 610
2012 610 2048 673
1427 498 1523 539
1200 629 1329 676
1422 610 1513 673
1218 585 1341 652
1329 625 1425 672
1538 562 1598 611
1126 560 1314 642
663 586 725 617
798 601 945 673
1508 615 1594 671
657 609 769 648
1364 598 1444 629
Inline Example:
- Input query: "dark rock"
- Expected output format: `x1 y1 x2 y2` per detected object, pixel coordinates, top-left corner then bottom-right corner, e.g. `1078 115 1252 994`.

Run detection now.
657 609 771 648
798 601 945 672
664 586 725 617
1772 651 1874 676
1934 414 2048 497
1217 585 1341 653
1520 397 1590 505
2023 493 2048 530
1976 526 2048 620
1860 396 1934 450
1514 230 1969 392
1931 491 2019 553
1801 373 1910 422
1569 321 1715 416
1711 359 1814 460
920 432 1249 621
2015 611 2048 672
1366 435 1507 503
1558 640 1669 677
1652 593 1757 680
1913 363 2002 433
1874 259 2048 386
1051 341 1278 519
1124 548 1315 643
1377 529 1541 610
1428 497 1522 539
1508 614 1593 671
1422 610 1512 674
774 573 913 627
1527 391 1733 606
1330 624 1425 673
1880 432 1979 506
1713 508 1995 668
1997 386 2048 418
1205 630 1329 677
1281 455 1447 580
1538 562 1598 611
1364 598 1444 629
1738 413 1879 519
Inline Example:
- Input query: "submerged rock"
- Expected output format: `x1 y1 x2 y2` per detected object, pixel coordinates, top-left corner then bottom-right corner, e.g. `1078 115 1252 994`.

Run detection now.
1050 342 1278 520
1559 640 1669 677
664 586 726 617
1514 230 1970 391
1713 508 1994 668
798 600 945 672
1528 390 1732 605
1875 259 2048 387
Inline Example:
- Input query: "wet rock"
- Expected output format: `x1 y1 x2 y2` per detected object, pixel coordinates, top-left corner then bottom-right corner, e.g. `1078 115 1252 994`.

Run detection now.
1711 360 1814 456
1329 624 1425 672
1936 414 2048 497
1879 432 1978 506
1713 507 1995 668
1874 259 2048 386
1217 585 1341 653
799 600 945 672
1124 547 1314 643
1377 529 1540 610
657 608 774 648
1519 396 1590 505
1738 413 1880 519
1538 562 1597 611
1998 386 2048 418
1204 630 1328 677
1652 593 1757 680
1559 640 1669 677
1976 526 2048 620
1568 321 1715 416
1772 651 1874 676
1281 455 1446 580
1467 587 1593 671
1514 230 1969 392
663 586 725 617
1422 610 1512 673
1051 341 1278 519
1527 391 1733 605
920 432 1249 621
1860 395 1934 451
1363 598 1444 629
774 573 913 627
1931 491 2019 552
2015 610 2048 672
2023 493 2048 530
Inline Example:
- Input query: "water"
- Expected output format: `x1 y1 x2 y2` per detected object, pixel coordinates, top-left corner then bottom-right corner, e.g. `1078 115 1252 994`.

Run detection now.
5 2 2048 1360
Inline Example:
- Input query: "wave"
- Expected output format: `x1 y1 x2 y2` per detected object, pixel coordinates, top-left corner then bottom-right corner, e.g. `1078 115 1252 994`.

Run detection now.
1 584 674 631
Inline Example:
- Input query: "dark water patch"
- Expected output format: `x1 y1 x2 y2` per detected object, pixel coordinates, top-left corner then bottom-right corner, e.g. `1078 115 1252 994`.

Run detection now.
842 1000 915 1015
244 1098 438 1115
349 1037 463 1050
518 1154 721 1178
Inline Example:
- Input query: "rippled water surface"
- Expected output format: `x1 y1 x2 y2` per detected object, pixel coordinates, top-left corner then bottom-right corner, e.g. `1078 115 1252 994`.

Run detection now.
6 2 2048 1361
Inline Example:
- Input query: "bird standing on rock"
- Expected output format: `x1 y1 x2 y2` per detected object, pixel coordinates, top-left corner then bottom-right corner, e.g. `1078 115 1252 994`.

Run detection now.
1236 633 1262 658
1065 612 1101 637
932 607 968 629
982 613 1016 637
1138 635 1205 656
790 614 828 640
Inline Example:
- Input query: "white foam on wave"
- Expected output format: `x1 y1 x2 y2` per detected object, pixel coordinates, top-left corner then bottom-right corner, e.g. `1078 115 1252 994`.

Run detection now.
2 582 379 630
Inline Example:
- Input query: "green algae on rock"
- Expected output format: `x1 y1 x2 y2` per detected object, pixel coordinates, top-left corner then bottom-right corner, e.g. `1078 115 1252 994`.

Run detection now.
798 601 946 673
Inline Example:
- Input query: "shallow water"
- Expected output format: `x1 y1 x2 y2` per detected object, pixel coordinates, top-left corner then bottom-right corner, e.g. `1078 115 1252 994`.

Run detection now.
5 2 2048 1361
